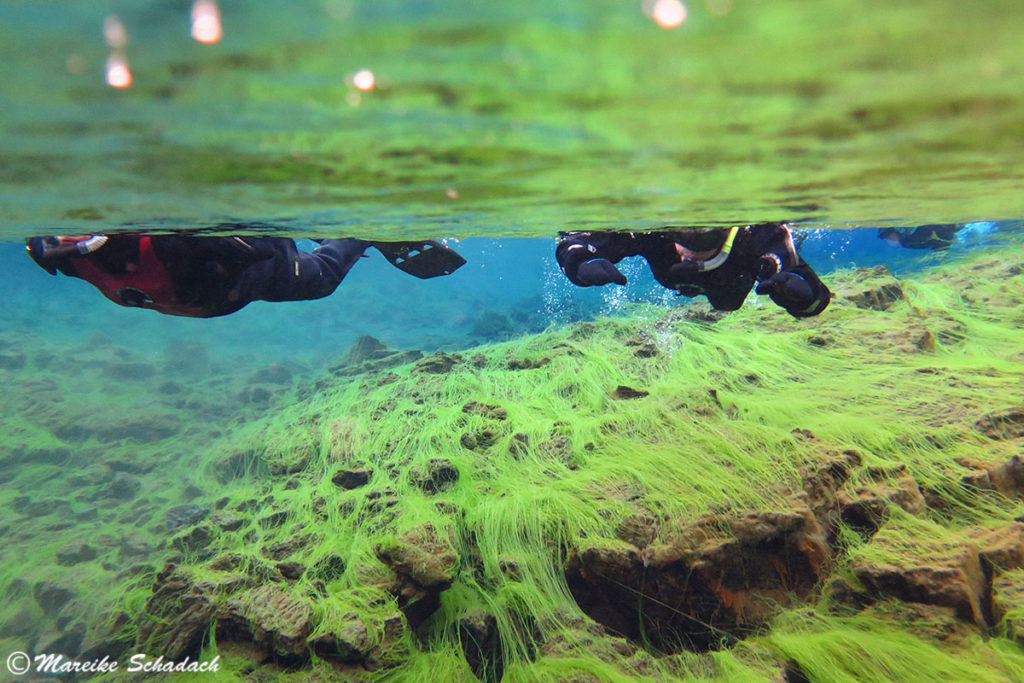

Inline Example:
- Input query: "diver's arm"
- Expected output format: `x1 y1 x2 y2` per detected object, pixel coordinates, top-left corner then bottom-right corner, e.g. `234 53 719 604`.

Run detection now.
555 232 637 287
753 225 831 318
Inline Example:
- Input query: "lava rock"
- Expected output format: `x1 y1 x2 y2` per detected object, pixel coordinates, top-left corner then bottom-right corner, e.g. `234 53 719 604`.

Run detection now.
611 385 649 400
56 542 98 566
332 468 373 490
309 613 370 662
409 458 459 494
216 585 315 661
165 504 209 531
34 581 75 617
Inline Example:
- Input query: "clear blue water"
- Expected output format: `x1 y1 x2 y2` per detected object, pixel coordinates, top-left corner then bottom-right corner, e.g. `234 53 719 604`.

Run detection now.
0 222 1014 367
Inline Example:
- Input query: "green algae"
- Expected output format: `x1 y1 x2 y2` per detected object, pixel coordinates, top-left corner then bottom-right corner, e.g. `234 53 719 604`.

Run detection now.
2 237 1024 680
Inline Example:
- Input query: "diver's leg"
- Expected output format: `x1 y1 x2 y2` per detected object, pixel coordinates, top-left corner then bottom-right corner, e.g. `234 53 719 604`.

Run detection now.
241 239 369 302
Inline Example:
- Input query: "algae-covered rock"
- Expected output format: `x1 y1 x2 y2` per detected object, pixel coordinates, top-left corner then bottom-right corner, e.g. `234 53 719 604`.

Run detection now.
377 523 459 629
992 568 1024 646
508 356 550 370
462 400 508 420
136 565 246 660
333 467 373 489
216 585 315 661
975 408 1024 441
837 475 927 537
567 507 829 652
414 352 463 374
34 581 75 617
611 385 649 400
409 458 459 494
459 610 504 683
852 545 989 626
165 503 209 531
833 265 906 310
309 612 370 662
56 541 98 566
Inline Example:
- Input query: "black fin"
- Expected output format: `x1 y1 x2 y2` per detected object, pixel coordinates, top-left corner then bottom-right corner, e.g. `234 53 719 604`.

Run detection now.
371 240 466 279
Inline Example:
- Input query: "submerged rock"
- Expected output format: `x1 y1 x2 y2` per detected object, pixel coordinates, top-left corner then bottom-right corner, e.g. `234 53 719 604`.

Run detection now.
332 467 373 489
566 507 829 652
377 523 459 630
507 357 550 370
459 610 504 683
309 613 370 662
611 385 649 400
34 581 75 617
216 585 315 662
975 408 1024 441
414 352 463 374
165 504 210 531
852 546 989 626
834 265 906 310
56 541 98 566
462 400 508 420
137 565 247 660
409 458 459 494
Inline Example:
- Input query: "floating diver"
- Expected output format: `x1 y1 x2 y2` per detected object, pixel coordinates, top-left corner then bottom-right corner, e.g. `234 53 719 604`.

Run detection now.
556 223 831 318
25 234 466 318
877 224 959 250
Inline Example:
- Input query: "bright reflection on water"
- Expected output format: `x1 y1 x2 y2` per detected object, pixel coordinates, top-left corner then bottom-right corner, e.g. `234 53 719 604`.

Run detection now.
190 0 223 45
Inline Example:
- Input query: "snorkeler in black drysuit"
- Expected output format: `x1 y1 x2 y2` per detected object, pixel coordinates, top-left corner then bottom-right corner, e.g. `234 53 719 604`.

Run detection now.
25 234 466 318
555 223 831 318
877 225 959 250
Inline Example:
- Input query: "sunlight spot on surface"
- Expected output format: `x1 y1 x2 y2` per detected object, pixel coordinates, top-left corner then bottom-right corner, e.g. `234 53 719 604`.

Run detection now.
106 53 132 88
352 69 376 91
103 15 128 49
643 0 687 28
191 0 223 44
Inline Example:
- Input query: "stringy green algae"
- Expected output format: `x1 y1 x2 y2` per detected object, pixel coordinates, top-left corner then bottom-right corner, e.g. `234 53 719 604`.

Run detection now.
162 245 1024 681
2 240 1023 681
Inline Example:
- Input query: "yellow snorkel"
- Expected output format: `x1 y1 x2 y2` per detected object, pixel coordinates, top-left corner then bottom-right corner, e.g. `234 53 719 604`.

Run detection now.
690 226 739 272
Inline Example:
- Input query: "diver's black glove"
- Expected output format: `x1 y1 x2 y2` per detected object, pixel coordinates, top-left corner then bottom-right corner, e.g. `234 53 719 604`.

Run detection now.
755 271 816 316
576 259 627 286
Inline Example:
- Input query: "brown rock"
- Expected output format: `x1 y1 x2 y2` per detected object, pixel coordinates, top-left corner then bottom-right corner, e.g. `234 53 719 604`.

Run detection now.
837 476 927 537
616 513 659 549
333 467 373 489
409 458 459 494
566 507 829 652
309 613 370 662
462 401 508 420
992 568 1024 645
376 523 459 630
136 566 248 660
852 546 989 626
611 385 649 400
835 265 906 310
414 352 463 374
975 409 1024 441
966 522 1024 572
216 585 315 660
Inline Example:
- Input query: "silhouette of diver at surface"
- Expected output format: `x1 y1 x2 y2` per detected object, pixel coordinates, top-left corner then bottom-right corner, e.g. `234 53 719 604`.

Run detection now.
26 234 466 318
877 225 959 250
556 223 831 318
